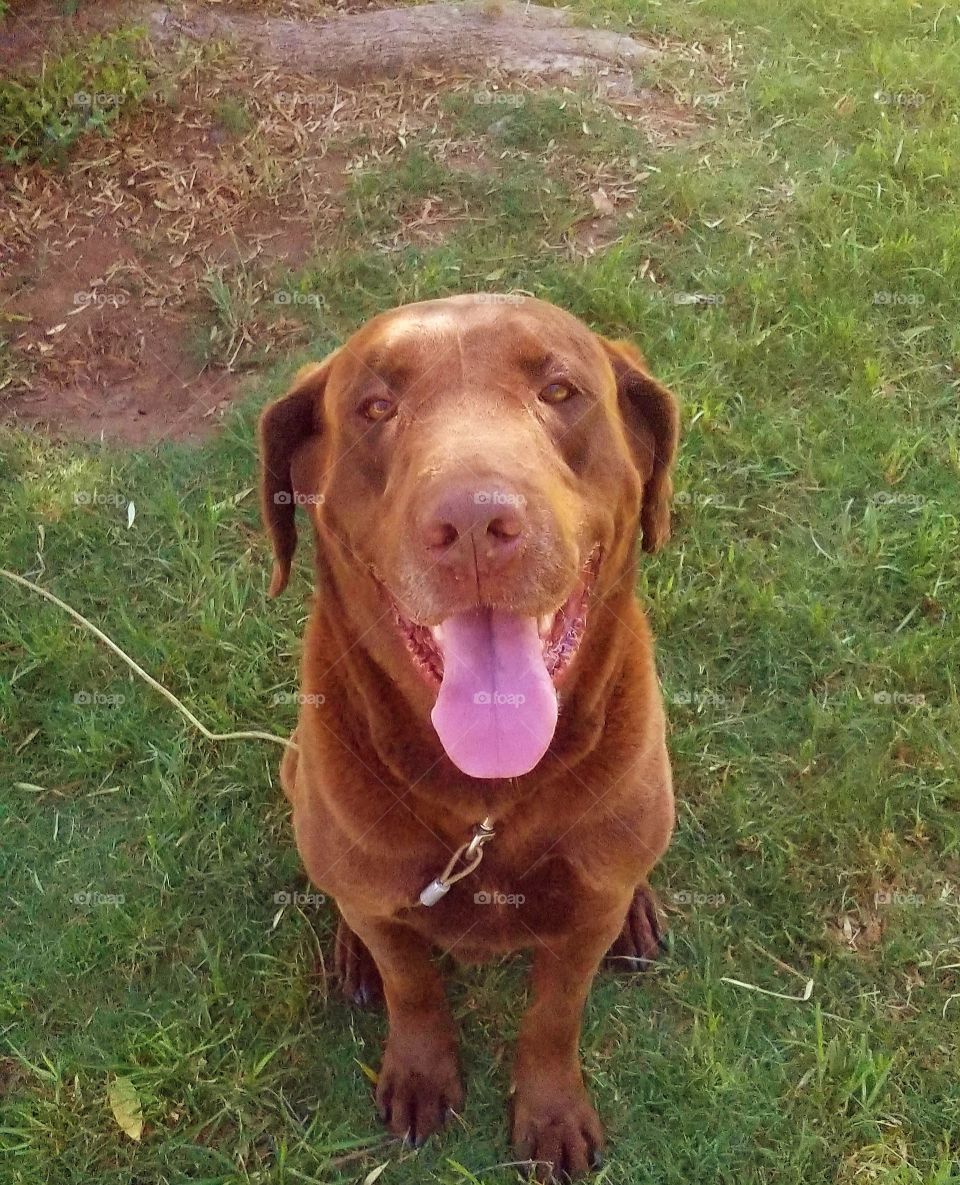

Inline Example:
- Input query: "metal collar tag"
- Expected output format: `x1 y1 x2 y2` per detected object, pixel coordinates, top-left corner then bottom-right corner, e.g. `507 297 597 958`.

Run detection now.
418 817 496 907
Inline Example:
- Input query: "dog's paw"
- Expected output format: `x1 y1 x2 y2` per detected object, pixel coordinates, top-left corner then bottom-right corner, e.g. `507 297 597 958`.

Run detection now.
375 1044 464 1147
512 1086 603 1181
333 916 383 1007
603 882 666 972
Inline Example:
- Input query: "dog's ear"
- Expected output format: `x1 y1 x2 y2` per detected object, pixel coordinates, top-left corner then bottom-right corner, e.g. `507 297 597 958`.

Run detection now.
258 359 332 596
601 338 680 553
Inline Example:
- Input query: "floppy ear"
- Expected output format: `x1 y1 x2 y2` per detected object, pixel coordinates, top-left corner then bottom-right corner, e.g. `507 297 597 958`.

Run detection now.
601 338 680 553
258 360 330 596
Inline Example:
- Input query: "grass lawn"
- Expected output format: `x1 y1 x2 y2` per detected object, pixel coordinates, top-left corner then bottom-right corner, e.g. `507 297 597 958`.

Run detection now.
2 0 959 1182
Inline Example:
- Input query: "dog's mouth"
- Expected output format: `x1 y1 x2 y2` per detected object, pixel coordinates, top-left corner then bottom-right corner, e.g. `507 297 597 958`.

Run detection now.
389 549 601 780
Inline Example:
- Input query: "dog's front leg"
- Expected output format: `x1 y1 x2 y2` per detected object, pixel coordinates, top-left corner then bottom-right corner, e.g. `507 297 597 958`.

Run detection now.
339 909 463 1145
511 906 627 1180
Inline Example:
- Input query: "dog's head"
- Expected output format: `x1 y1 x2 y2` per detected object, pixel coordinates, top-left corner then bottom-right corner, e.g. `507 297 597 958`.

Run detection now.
259 295 679 780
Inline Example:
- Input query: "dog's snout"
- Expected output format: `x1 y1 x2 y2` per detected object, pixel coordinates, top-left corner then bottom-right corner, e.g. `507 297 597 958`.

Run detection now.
421 482 527 577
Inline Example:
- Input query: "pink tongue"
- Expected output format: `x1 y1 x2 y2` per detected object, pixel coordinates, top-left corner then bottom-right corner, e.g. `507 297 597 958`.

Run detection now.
430 609 558 779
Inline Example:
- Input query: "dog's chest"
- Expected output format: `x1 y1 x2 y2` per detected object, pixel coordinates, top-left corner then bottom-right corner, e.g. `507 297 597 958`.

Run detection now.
403 846 592 958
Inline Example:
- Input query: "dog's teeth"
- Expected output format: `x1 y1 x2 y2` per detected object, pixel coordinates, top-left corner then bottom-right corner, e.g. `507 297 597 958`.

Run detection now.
538 613 556 638
430 625 444 646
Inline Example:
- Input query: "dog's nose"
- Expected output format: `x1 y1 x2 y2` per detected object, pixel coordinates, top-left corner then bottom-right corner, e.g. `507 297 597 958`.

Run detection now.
421 482 526 576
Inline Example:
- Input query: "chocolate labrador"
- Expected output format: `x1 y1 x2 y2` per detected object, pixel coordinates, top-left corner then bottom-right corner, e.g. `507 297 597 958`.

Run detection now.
259 293 679 1179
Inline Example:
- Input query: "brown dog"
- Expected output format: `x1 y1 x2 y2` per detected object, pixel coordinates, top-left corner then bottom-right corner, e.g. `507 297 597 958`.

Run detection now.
259 294 679 1179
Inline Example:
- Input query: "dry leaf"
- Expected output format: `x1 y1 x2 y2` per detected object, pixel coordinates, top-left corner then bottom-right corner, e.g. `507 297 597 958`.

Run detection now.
590 187 615 215
108 1076 143 1141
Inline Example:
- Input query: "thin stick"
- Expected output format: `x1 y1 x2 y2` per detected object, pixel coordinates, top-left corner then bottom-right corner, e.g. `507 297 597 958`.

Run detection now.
745 937 811 982
721 976 814 1002
1 568 297 752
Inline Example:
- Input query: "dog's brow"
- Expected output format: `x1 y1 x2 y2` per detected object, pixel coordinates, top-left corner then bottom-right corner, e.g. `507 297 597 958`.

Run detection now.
355 359 411 391
376 310 458 351
358 329 451 392
516 349 555 377
516 345 593 391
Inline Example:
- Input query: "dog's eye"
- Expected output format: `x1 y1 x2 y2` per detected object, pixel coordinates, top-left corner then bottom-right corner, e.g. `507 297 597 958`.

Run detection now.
359 396 396 422
539 382 575 405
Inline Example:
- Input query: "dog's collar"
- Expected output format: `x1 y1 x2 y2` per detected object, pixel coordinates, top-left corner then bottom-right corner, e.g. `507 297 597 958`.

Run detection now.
417 817 496 907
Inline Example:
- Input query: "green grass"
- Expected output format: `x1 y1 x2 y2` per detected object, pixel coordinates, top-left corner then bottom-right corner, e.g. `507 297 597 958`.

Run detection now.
213 95 254 137
0 28 152 164
2 0 960 1182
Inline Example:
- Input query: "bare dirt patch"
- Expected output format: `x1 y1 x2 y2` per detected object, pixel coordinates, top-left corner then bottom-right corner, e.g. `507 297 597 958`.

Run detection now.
1 1 696 444
4 228 241 445
0 64 390 441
